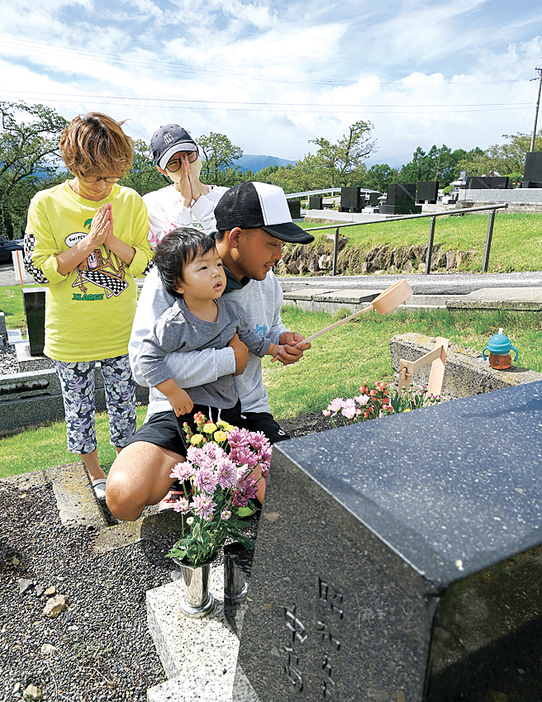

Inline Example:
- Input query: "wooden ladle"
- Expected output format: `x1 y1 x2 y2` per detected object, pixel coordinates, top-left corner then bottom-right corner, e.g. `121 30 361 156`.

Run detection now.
291 278 413 348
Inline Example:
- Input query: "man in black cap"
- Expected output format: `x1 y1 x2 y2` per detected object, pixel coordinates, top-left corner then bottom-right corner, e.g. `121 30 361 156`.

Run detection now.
143 124 228 249
106 182 314 521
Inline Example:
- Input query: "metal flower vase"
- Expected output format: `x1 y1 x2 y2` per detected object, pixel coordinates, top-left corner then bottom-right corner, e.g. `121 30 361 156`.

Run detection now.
174 559 215 618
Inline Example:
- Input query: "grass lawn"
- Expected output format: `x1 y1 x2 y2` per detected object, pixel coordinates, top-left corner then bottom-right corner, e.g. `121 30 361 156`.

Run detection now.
0 283 41 337
299 211 542 273
1 306 540 479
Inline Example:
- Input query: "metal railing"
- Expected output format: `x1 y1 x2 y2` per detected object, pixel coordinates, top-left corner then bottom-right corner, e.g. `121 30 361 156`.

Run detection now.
303 203 508 276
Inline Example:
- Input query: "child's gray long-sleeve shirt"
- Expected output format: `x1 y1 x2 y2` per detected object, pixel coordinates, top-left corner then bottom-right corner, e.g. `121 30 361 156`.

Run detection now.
138 296 271 409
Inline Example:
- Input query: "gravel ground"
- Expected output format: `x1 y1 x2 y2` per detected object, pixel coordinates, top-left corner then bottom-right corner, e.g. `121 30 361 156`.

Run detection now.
0 413 333 701
0 479 176 701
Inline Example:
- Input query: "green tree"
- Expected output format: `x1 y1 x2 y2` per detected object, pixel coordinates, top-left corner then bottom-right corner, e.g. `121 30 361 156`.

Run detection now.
197 132 243 186
364 163 398 193
309 120 377 187
398 144 468 188
119 138 165 196
458 132 542 178
0 101 69 239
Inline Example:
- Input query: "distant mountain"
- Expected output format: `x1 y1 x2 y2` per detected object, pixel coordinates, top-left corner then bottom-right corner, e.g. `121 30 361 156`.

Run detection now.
233 154 297 173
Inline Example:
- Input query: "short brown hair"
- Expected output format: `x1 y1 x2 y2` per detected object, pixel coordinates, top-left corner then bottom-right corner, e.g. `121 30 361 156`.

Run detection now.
59 112 133 178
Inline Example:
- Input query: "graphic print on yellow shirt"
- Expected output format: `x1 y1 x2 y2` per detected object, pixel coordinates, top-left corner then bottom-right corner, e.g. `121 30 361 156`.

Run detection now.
72 246 128 298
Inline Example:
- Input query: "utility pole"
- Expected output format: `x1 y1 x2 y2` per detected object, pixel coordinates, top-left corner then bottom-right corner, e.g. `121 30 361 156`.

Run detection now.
530 66 542 152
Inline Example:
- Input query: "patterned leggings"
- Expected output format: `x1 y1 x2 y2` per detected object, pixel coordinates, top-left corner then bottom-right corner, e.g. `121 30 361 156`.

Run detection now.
54 354 136 455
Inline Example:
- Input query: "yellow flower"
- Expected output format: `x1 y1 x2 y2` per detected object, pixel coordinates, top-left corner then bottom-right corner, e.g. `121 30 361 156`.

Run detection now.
217 420 235 431
213 430 227 443
190 434 205 445
203 422 217 434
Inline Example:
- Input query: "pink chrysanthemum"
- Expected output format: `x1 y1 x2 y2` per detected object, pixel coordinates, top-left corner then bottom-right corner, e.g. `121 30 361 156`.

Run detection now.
170 462 194 482
215 457 238 489
173 497 191 514
191 494 216 520
193 467 217 494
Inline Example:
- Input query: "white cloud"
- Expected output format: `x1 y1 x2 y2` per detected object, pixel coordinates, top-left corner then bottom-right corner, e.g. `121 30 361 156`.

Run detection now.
1 0 541 166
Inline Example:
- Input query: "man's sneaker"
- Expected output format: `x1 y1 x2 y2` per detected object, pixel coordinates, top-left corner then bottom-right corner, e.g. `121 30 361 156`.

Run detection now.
158 481 186 512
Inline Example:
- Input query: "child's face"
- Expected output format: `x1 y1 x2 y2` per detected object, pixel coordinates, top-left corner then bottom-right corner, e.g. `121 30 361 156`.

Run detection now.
175 247 226 301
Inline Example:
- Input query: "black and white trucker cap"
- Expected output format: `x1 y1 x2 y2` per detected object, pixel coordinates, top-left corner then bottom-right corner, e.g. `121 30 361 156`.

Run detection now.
214 182 314 244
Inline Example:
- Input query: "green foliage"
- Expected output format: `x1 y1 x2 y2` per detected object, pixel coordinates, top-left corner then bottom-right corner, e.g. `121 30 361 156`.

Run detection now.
457 132 542 178
119 138 165 195
364 163 398 192
197 131 243 186
0 101 69 239
308 120 376 187
398 145 468 188
388 384 442 412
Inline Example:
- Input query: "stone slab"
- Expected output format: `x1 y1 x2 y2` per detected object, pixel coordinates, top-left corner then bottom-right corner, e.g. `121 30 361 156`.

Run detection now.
234 381 542 701
146 566 239 701
282 288 337 301
93 509 182 554
390 331 542 400
15 341 55 371
446 286 542 311
0 367 149 435
47 462 105 529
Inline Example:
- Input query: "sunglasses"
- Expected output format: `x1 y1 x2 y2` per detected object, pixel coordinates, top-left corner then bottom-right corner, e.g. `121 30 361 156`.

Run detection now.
165 151 199 172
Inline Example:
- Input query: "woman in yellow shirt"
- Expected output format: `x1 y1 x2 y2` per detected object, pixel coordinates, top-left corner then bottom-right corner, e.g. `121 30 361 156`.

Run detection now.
25 112 153 499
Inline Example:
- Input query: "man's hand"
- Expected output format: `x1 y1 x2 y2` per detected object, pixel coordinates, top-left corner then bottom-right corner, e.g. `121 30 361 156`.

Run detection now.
277 331 311 365
228 333 250 375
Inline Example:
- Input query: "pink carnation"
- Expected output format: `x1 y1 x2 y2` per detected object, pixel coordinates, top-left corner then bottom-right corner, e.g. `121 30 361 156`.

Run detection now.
354 394 370 406
341 399 357 419
328 397 344 413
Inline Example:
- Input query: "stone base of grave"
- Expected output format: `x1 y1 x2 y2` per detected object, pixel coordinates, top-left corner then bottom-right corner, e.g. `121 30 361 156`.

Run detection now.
146 566 240 702
390 332 542 400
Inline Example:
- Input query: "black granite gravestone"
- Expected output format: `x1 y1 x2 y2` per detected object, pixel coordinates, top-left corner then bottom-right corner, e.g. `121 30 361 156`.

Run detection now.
309 196 323 210
416 181 439 204
382 184 421 215
23 287 46 356
340 187 361 212
288 200 301 219
466 176 509 190
233 381 542 701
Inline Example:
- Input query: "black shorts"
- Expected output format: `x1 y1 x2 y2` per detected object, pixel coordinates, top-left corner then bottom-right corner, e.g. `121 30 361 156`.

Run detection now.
124 405 289 458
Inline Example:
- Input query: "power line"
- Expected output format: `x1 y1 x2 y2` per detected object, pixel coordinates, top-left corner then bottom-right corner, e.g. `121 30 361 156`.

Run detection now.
0 90 532 115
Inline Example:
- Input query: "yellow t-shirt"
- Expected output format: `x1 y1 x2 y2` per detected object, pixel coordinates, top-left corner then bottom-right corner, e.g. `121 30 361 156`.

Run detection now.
26 180 153 362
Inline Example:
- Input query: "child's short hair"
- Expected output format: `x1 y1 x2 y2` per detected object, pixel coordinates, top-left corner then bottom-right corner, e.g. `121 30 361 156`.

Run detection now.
153 228 217 298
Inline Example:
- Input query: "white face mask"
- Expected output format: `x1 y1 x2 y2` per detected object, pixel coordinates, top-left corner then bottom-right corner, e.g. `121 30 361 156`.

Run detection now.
165 154 202 182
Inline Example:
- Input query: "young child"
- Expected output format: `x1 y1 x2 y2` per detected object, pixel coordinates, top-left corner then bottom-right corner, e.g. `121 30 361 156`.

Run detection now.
138 227 285 440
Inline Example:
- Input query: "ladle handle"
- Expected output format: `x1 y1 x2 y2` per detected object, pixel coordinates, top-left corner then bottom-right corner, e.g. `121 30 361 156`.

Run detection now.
294 304 374 346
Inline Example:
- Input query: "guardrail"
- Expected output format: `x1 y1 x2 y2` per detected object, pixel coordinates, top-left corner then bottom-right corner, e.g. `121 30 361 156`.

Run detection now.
303 203 509 276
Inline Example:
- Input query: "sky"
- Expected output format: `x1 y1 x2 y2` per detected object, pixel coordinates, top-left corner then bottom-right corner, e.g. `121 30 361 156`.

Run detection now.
1 0 542 169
